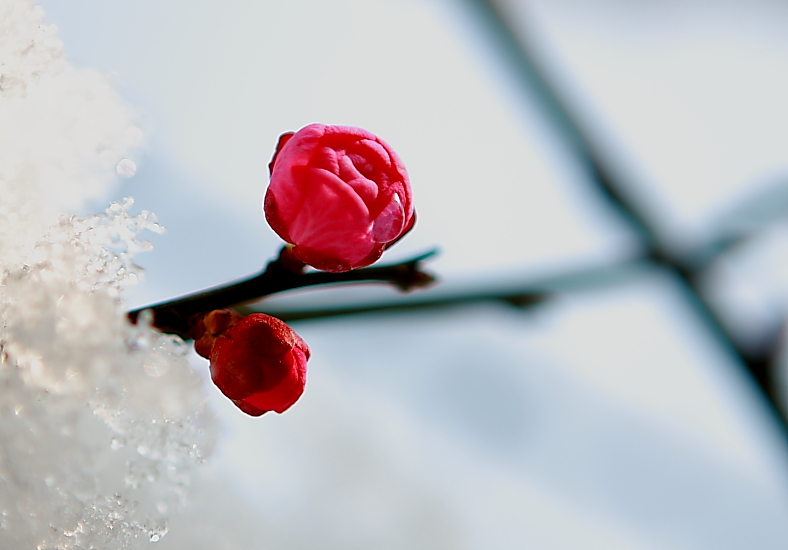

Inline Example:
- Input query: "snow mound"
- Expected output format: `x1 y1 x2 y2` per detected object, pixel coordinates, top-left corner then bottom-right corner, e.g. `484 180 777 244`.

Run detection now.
0 2 216 548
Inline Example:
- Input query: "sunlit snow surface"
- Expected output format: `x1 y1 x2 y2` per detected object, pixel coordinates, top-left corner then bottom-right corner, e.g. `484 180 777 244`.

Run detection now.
0 3 214 548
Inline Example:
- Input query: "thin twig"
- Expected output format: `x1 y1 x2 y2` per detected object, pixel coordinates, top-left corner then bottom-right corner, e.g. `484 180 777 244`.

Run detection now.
127 248 437 338
242 257 654 321
241 290 549 322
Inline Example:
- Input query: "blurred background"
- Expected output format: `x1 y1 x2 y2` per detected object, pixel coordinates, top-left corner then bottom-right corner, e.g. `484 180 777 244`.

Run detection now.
39 0 788 547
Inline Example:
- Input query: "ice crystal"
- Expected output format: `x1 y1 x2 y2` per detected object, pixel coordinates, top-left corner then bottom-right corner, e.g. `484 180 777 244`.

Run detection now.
0 201 216 550
0 0 144 270
0 2 216 548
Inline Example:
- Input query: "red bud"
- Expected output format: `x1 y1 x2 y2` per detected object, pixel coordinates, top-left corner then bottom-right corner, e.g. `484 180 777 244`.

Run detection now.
195 310 310 416
264 124 415 272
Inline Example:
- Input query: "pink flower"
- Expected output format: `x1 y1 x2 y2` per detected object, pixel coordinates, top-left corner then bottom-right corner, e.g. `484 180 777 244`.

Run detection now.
264 123 415 272
194 310 310 416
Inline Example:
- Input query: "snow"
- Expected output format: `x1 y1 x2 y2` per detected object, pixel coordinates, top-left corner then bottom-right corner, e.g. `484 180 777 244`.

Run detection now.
0 3 214 547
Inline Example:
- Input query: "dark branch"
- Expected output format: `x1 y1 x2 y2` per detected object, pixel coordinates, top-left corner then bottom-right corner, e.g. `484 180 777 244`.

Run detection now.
127 248 437 338
240 290 549 322
243 258 652 322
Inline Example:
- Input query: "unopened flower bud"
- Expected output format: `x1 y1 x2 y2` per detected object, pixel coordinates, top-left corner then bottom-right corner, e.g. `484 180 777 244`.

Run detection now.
264 123 415 272
194 310 310 416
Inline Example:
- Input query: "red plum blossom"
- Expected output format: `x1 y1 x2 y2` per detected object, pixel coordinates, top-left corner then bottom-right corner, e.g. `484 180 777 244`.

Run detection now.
264 123 415 272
